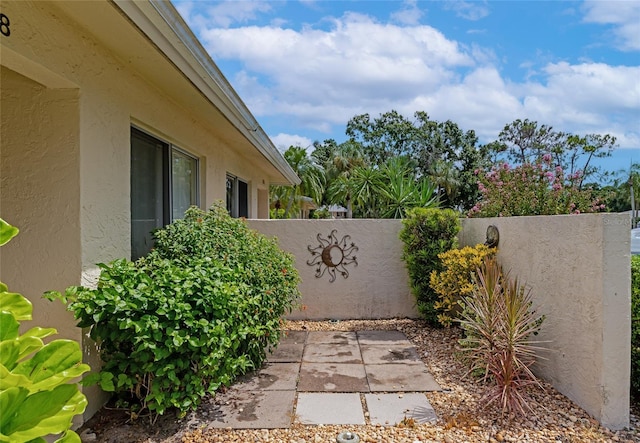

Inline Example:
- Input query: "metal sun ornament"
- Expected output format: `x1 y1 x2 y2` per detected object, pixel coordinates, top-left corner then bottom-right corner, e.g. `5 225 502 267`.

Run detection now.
307 229 358 283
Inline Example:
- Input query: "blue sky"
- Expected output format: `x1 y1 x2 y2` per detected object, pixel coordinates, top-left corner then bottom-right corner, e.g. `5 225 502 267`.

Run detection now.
172 0 640 177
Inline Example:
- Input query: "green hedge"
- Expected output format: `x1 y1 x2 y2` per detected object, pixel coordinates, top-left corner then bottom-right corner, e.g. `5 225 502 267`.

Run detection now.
51 203 300 416
399 208 461 325
632 255 640 400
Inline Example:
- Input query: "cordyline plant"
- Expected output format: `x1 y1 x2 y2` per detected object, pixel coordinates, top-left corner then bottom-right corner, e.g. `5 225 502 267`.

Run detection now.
458 257 548 418
468 155 605 217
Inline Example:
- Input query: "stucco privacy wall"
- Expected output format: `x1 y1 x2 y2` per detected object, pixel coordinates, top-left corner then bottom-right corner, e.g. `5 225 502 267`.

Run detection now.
459 214 631 430
247 219 419 320
0 0 284 421
249 214 631 429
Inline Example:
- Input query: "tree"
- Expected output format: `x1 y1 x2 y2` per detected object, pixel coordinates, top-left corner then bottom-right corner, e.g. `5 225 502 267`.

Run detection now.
343 110 487 210
345 111 415 166
313 139 367 217
602 162 640 217
270 146 325 218
376 157 440 219
490 119 616 187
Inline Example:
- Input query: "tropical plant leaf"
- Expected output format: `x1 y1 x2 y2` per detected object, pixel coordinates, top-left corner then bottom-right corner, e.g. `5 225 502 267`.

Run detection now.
0 219 19 247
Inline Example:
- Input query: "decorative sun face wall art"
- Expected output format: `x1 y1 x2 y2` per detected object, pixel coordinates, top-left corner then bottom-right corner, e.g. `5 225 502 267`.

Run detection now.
307 229 358 283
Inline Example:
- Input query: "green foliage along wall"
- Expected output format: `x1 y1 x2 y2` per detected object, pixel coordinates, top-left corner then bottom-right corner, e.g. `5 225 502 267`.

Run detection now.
50 203 300 417
399 208 461 325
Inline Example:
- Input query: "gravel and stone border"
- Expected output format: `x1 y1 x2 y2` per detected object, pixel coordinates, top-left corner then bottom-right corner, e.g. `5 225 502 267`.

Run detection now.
79 319 639 443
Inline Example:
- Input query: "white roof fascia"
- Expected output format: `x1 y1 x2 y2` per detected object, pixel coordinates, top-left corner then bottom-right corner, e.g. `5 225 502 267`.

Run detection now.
112 0 300 186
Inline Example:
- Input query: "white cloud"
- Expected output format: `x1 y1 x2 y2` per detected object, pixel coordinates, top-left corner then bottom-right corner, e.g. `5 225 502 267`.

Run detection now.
199 12 474 112
521 62 640 129
582 0 640 51
179 2 639 150
271 133 313 152
391 0 424 26
443 0 490 21
178 0 272 29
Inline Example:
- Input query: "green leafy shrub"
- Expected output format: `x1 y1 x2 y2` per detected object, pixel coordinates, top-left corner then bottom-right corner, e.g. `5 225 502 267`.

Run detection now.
632 255 640 400
458 257 547 417
429 244 497 327
400 208 461 325
49 203 300 417
0 218 89 443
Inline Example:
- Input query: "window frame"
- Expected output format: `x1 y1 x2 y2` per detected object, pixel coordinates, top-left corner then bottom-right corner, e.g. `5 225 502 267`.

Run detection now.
130 126 200 259
226 173 249 218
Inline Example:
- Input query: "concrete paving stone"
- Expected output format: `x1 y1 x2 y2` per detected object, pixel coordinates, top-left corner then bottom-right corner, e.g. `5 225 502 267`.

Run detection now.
267 342 304 363
365 393 437 426
306 331 358 345
295 393 365 425
298 362 369 392
279 330 307 345
303 343 362 363
357 330 413 345
360 344 422 364
233 363 299 391
207 390 295 429
366 364 442 392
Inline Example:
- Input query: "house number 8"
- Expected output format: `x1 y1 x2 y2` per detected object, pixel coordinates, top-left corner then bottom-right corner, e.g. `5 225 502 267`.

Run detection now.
0 13 10 37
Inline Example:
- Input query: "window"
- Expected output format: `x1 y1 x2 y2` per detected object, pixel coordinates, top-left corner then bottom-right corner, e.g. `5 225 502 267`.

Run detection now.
226 174 248 218
131 127 198 260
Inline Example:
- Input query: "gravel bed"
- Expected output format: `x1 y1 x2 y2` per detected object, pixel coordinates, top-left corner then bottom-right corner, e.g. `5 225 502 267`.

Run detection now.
79 319 639 443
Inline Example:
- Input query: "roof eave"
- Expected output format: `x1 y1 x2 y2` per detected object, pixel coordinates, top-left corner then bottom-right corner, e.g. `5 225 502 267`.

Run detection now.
112 0 300 186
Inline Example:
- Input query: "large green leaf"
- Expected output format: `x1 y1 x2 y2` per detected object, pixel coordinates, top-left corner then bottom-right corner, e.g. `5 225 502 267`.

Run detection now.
13 341 89 391
0 387 29 431
0 219 19 247
0 312 19 341
0 340 20 369
0 384 86 440
0 364 30 390
0 292 33 321
54 430 82 443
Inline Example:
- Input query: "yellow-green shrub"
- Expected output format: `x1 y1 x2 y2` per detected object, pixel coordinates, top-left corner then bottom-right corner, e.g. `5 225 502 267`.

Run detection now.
430 244 497 327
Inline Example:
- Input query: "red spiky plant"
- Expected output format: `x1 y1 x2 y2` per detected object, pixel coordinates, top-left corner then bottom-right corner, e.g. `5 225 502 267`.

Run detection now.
458 257 548 418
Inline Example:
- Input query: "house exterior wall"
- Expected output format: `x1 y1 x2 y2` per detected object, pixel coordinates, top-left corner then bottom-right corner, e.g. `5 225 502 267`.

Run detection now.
248 213 631 430
0 0 277 421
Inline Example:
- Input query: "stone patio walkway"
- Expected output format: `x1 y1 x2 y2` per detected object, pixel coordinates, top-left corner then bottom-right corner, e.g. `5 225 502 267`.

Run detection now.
205 330 441 429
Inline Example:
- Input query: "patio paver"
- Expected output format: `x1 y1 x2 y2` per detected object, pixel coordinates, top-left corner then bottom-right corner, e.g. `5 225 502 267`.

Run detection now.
298 362 369 392
207 390 296 429
295 393 365 425
366 363 441 392
215 330 440 429
365 393 438 425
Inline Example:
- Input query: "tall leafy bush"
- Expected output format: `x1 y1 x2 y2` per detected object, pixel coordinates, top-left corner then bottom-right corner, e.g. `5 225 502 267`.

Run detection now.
0 218 89 443
458 257 547 417
632 255 640 399
49 204 300 417
400 208 461 325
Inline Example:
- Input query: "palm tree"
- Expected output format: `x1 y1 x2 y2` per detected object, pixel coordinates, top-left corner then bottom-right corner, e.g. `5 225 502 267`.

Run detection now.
377 157 439 218
271 146 325 218
323 141 367 218
429 160 460 208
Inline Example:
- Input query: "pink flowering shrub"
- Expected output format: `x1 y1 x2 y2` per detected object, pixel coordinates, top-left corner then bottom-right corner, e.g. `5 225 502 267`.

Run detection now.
468 156 605 217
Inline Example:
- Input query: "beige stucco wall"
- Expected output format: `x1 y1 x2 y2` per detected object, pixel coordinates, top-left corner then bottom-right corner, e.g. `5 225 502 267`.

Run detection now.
247 219 419 320
0 0 275 422
249 214 631 429
460 213 631 430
